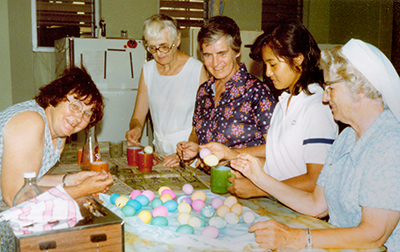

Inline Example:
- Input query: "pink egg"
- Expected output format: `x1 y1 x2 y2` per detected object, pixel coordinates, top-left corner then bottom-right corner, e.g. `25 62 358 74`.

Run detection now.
161 189 176 199
211 197 224 209
141 190 155 202
130 189 142 200
199 148 212 159
182 184 194 195
192 199 205 212
152 205 168 217
201 226 219 238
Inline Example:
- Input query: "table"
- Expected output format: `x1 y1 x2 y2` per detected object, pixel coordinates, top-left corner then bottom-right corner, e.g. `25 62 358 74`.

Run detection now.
3 142 388 252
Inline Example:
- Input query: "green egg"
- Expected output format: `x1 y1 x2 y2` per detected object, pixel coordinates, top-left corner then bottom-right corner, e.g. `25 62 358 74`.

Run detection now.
121 205 136 217
151 216 168 226
176 224 194 234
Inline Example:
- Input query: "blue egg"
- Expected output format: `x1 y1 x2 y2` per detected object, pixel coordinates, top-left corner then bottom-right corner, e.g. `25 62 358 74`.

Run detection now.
110 193 120 205
176 224 194 234
126 199 142 211
151 198 163 209
163 200 178 212
135 194 150 207
151 216 168 226
201 205 215 218
121 205 136 216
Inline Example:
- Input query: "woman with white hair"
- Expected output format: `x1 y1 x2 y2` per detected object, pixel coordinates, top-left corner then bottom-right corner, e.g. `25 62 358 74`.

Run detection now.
230 39 400 250
126 14 208 165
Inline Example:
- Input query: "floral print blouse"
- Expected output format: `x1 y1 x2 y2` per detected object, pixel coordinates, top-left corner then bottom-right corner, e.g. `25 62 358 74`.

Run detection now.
193 63 276 149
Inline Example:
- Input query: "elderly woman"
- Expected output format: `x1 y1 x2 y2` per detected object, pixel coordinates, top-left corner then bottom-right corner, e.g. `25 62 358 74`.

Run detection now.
230 39 400 250
201 20 337 197
177 16 276 171
0 67 114 206
126 14 208 166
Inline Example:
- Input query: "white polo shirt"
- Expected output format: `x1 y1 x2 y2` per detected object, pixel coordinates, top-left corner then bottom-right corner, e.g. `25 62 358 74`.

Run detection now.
264 84 338 181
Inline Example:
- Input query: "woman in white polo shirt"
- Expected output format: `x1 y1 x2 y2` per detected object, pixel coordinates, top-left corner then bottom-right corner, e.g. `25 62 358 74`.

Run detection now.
201 20 338 198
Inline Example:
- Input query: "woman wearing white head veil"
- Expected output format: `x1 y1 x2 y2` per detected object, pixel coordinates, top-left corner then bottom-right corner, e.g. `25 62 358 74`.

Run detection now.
229 39 400 250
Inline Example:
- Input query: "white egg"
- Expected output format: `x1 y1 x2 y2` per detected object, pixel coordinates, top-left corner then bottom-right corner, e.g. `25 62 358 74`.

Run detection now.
224 212 240 224
178 212 191 225
243 210 256 224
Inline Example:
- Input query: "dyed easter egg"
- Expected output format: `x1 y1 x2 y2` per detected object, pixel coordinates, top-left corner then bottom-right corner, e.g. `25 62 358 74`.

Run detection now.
178 212 191 225
161 189 176 199
182 197 193 205
160 193 173 203
201 226 219 238
158 186 171 196
209 216 227 229
178 202 192 214
199 148 212 159
216 205 230 218
110 193 120 205
201 205 215 218
138 210 152 223
141 190 155 202
135 194 150 207
163 200 178 212
182 184 194 195
243 210 256 224
121 205 136 217
151 216 168 226
143 145 153 154
176 224 194 234
188 216 204 228
126 199 142 211
230 203 243 216
152 205 168 217
151 198 163 209
130 189 142 200
203 154 219 167
223 196 238 208
177 195 190 204
225 212 240 224
211 197 224 209
115 196 130 208
192 199 205 212
191 191 207 202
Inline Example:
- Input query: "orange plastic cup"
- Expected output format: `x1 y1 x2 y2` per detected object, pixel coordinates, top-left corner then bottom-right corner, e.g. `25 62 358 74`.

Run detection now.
90 161 108 172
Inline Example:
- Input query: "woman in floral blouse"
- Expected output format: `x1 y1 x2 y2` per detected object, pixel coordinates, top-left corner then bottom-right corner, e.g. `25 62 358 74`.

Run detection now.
173 16 276 171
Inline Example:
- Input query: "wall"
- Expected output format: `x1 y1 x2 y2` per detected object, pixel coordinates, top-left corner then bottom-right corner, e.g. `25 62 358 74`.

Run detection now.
223 0 262 31
0 0 13 111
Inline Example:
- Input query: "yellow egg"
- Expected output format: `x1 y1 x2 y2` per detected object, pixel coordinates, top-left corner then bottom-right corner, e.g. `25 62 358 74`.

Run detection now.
203 154 219 167
178 212 191 225
160 193 173 203
191 191 207 202
158 186 171 196
216 205 230 218
178 202 192 214
224 196 238 208
188 216 203 228
138 210 152 223
115 196 130 208
230 203 243 216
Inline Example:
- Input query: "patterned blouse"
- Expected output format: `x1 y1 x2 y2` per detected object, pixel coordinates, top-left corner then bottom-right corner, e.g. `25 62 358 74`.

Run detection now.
193 63 276 149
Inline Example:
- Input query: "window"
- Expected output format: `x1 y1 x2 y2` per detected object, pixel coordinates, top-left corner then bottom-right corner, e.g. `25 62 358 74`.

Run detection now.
159 0 208 29
32 0 99 52
262 0 303 30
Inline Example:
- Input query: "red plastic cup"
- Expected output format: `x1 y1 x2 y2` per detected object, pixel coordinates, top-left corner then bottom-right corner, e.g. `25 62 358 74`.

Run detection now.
127 146 141 166
137 151 159 172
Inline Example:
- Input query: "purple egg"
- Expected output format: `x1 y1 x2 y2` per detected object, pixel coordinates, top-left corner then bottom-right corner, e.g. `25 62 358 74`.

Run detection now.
211 197 224 210
182 197 193 205
182 184 194 195
199 148 212 159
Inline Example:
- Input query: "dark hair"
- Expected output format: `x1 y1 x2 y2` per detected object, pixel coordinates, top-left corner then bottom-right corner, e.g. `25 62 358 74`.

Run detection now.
35 67 104 128
197 16 241 54
250 20 323 95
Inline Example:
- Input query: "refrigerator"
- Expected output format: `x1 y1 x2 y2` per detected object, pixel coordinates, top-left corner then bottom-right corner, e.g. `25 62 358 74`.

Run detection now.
55 37 151 145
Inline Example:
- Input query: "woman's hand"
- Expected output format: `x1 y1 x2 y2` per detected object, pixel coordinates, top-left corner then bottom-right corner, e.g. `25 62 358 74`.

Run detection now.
200 142 237 161
162 153 180 168
227 170 270 198
230 153 264 181
66 171 114 198
177 141 199 162
125 126 142 146
249 219 304 249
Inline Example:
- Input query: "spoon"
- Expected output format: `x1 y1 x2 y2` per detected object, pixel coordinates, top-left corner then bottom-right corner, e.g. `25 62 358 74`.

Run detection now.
179 149 185 168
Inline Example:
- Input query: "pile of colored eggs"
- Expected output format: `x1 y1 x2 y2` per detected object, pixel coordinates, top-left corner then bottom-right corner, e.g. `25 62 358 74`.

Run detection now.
109 184 256 239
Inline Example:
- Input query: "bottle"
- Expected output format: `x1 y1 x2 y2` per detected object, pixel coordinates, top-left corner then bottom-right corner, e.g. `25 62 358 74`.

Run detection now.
12 172 44 206
81 126 102 170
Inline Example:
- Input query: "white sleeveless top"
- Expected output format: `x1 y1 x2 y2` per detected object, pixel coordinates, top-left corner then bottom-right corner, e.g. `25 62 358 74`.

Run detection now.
144 57 203 155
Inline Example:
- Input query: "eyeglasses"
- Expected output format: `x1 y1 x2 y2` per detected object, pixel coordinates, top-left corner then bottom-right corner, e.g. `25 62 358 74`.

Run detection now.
322 79 344 95
67 98 96 123
146 44 174 54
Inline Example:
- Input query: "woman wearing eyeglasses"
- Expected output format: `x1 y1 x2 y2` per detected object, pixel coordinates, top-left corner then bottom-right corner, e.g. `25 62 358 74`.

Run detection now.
126 14 208 165
0 67 113 206
176 16 276 172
